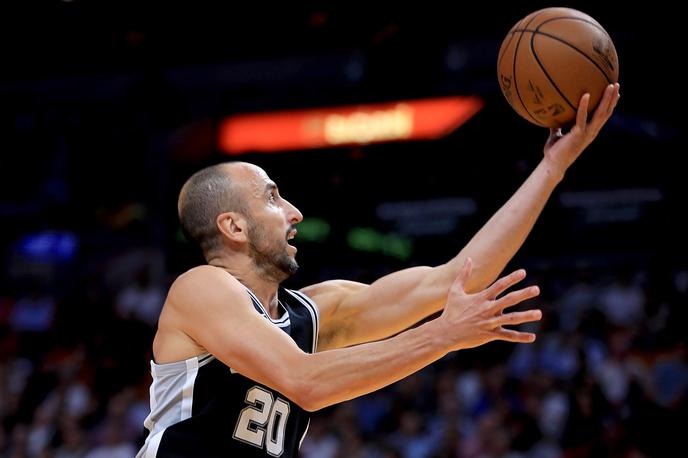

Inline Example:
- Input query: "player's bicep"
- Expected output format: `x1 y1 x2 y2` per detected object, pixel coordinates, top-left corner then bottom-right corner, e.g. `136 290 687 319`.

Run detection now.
339 266 439 318
171 268 307 396
309 266 439 348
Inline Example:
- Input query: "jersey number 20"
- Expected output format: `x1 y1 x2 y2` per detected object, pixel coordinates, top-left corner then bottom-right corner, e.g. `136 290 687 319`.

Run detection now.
233 386 290 456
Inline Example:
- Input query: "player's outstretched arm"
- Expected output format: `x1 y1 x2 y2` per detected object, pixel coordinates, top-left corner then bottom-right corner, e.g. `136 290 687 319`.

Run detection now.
305 84 619 351
170 261 540 412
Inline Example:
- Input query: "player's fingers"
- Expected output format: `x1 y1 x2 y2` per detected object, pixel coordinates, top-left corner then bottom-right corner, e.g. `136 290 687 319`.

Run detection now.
609 83 620 114
494 328 537 343
494 285 540 311
487 309 542 328
592 84 615 125
483 269 526 300
602 83 617 114
576 93 590 129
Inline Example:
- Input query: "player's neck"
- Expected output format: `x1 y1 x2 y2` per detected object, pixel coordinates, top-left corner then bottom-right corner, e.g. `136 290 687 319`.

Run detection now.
210 262 279 319
241 278 281 318
208 256 279 318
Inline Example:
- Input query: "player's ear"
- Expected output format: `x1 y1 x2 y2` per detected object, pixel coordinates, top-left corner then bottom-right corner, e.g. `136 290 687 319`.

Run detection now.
217 211 248 243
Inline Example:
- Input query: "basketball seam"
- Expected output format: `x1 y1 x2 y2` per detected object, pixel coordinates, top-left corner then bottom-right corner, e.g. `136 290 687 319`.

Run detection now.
535 16 611 41
497 31 517 70
529 32 578 116
512 13 547 127
514 21 615 83
497 22 521 70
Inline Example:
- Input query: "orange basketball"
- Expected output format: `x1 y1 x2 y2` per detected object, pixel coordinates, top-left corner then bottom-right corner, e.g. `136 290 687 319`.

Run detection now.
497 7 619 128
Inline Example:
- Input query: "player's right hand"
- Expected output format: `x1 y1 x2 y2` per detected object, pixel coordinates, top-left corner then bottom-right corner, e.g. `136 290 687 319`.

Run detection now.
437 257 542 351
542 82 621 179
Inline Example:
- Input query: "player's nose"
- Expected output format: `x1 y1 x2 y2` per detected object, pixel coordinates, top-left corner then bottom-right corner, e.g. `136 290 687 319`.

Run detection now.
284 199 303 224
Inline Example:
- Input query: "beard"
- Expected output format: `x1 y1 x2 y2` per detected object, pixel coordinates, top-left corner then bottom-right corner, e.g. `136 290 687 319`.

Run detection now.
246 218 299 283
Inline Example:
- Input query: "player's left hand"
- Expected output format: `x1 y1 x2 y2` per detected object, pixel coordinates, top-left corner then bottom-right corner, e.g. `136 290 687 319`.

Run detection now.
543 82 620 178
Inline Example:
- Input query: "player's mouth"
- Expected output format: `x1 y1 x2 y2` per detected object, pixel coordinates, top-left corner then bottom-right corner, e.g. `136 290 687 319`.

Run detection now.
287 229 298 252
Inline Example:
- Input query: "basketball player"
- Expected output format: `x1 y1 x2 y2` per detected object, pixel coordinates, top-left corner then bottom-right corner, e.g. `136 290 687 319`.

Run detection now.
137 84 620 457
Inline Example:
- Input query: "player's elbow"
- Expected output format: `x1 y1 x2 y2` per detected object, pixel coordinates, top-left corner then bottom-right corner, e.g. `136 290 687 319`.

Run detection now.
287 379 325 412
277 356 332 412
295 397 322 413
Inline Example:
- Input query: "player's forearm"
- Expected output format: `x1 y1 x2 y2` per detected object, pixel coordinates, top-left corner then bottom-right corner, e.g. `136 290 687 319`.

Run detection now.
443 158 562 292
294 320 448 411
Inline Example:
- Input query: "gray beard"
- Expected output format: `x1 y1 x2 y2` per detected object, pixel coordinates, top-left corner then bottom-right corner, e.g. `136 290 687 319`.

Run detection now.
247 225 298 283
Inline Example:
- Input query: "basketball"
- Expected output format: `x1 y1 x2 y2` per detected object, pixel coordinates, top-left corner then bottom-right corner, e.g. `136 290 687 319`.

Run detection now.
497 7 618 128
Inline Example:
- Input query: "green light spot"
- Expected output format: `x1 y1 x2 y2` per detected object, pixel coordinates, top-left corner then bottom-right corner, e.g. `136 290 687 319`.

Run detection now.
297 217 331 242
382 234 413 260
347 227 383 252
347 228 413 260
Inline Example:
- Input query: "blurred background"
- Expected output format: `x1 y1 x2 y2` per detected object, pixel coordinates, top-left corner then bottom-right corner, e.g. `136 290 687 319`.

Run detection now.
0 0 685 457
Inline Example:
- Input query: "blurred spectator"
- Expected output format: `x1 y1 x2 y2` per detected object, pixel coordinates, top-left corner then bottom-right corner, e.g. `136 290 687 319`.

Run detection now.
538 388 568 441
27 404 55 456
300 416 340 458
83 421 136 458
651 343 688 408
538 333 580 380
595 329 647 406
53 418 88 458
387 411 436 458
558 267 597 333
114 267 164 326
598 270 645 328
560 376 609 457
8 285 54 334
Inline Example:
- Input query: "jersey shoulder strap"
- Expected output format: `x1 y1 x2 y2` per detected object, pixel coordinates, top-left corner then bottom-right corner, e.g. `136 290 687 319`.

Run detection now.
283 288 320 353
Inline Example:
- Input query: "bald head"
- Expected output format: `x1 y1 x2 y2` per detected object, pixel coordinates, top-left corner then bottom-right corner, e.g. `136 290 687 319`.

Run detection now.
178 162 251 257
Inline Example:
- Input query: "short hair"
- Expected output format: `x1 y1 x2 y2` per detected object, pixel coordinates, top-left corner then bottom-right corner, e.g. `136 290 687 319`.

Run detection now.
178 163 247 257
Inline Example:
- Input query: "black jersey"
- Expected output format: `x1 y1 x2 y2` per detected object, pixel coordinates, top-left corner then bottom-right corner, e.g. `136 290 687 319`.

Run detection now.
137 287 320 458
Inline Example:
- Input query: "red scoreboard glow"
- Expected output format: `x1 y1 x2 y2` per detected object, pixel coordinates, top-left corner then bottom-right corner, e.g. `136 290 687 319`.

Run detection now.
218 96 483 154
